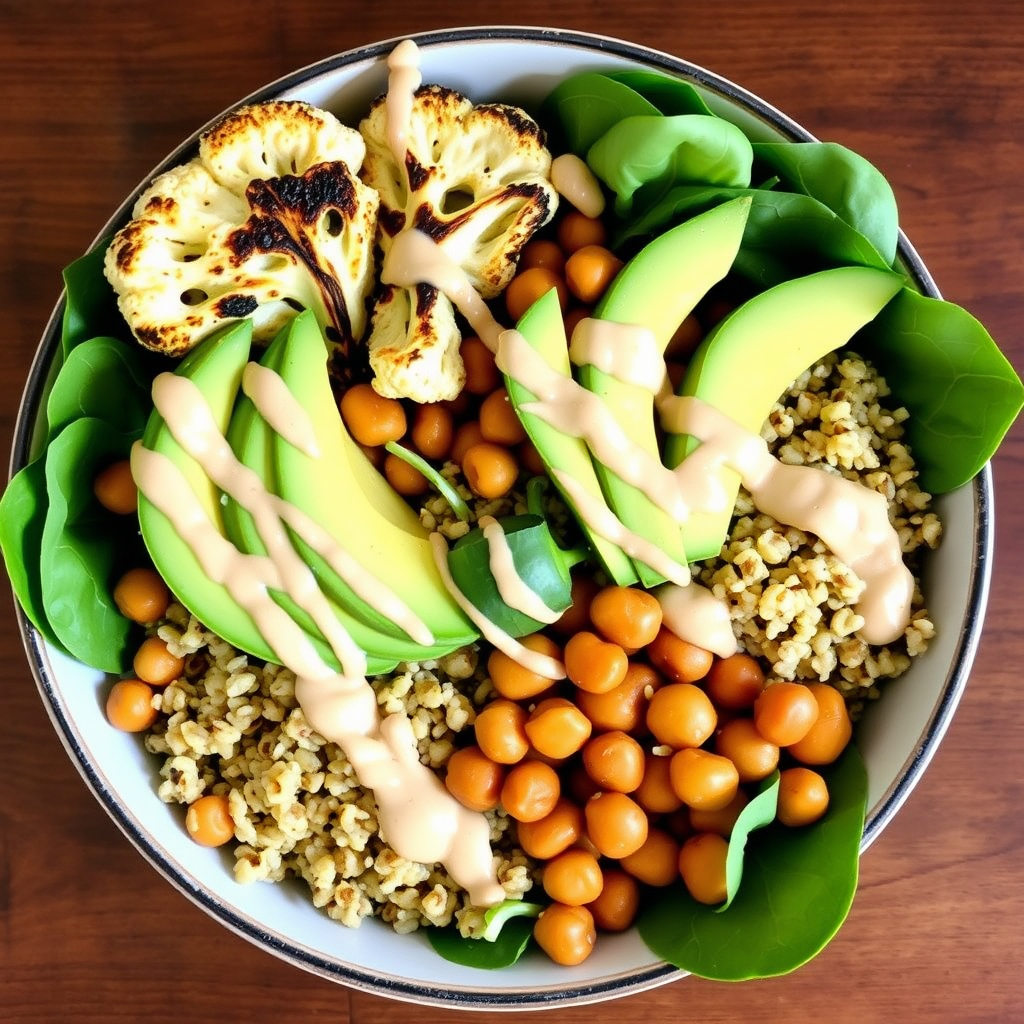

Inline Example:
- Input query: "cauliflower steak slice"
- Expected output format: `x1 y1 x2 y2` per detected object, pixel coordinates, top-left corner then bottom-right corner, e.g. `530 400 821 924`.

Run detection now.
104 100 378 365
360 84 558 401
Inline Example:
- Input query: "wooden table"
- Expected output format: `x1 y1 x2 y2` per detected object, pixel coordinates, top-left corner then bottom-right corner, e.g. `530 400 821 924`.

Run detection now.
1 2 1021 1021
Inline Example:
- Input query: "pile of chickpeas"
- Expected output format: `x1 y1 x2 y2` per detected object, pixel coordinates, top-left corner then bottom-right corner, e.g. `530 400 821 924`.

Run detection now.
443 579 853 967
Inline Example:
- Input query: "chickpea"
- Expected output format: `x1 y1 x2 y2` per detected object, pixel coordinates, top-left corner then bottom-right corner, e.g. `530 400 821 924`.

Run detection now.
133 636 184 687
450 421 485 464
584 791 648 859
620 827 681 888
714 717 780 783
587 868 640 932
646 682 717 749
517 798 584 860
664 312 704 360
552 574 600 636
562 305 593 341
105 678 157 733
678 832 729 905
462 442 518 499
444 745 505 812
500 759 561 822
93 458 138 515
542 848 604 906
113 567 170 624
410 403 454 461
689 788 751 838
525 698 592 761
505 267 568 323
786 683 853 765
557 210 607 253
670 748 740 812
588 585 663 651
479 387 528 445
487 634 562 701
533 903 596 966
519 238 566 276
647 627 714 684
383 452 429 497
704 652 766 711
566 765 601 805
459 335 501 395
564 630 628 694
634 751 683 815
753 682 820 747
581 730 645 793
339 382 407 447
777 767 830 827
185 793 235 848
575 662 661 734
474 699 530 765
564 244 624 304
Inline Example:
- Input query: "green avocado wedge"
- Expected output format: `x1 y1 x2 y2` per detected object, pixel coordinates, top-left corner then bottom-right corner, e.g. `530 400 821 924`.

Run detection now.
269 311 477 654
505 288 637 586
576 196 751 586
664 265 904 561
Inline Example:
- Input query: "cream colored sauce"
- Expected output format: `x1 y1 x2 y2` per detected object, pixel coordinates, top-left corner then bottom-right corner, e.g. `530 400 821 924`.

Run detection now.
242 361 320 458
550 153 606 219
137 373 502 907
429 532 566 680
652 581 738 659
568 317 667 393
478 515 562 624
384 38 423 169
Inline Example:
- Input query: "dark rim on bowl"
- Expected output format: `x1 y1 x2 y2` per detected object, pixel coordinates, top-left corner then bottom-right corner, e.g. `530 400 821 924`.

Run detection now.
9 25 993 1010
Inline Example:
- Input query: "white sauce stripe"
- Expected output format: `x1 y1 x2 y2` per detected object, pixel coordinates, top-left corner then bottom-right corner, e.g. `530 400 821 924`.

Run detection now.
550 152 606 219
568 317 667 394
242 361 320 458
478 515 562 624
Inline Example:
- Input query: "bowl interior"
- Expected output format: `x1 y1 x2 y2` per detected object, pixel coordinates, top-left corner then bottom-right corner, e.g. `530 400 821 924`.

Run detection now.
14 27 991 1009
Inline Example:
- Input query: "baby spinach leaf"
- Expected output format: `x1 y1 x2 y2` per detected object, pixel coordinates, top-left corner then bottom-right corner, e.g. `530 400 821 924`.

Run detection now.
481 898 544 941
540 72 661 157
638 744 867 981
427 914 537 969
606 70 714 116
752 142 899 266
46 335 152 440
858 287 1024 494
40 417 143 673
384 441 471 521
720 771 779 912
588 114 753 216
0 458 68 652
61 237 122 358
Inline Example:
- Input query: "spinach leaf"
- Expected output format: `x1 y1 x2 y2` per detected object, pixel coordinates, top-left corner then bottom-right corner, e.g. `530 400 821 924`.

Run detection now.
606 70 714 116
540 72 660 157
858 287 1024 494
427 914 537 969
720 771 779 911
752 142 899 266
0 458 68 652
40 417 143 673
61 237 122 359
588 115 753 216
638 744 867 981
46 335 152 440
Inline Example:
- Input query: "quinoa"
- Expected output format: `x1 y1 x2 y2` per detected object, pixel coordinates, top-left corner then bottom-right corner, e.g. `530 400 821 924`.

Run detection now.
138 348 939 930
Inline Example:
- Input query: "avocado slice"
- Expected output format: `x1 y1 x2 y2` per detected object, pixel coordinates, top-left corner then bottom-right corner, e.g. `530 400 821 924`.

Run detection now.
505 288 637 585
576 196 751 586
270 311 478 652
137 321 280 663
664 264 904 561
222 330 437 669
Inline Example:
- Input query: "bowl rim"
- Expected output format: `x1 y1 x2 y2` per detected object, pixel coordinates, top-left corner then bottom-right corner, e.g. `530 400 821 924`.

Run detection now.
8 23 994 1010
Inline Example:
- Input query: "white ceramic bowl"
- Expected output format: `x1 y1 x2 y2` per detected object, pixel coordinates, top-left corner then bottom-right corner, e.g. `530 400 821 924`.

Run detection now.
11 26 992 1010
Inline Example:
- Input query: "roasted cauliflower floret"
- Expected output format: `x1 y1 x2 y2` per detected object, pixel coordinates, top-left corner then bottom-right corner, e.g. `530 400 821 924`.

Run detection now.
359 84 558 401
104 100 379 363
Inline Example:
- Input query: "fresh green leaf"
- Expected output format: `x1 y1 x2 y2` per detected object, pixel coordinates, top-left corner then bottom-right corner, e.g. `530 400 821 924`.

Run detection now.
61 238 122 358
0 458 68 651
383 441 471 521
40 417 144 673
638 744 867 981
752 142 899 266
720 771 780 911
588 115 753 216
46 335 153 440
481 899 545 941
426 915 537 969
858 288 1024 493
606 70 714 116
540 72 661 157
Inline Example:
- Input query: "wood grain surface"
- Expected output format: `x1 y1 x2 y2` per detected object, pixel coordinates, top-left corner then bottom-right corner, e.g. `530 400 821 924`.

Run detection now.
1 2 1021 1021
